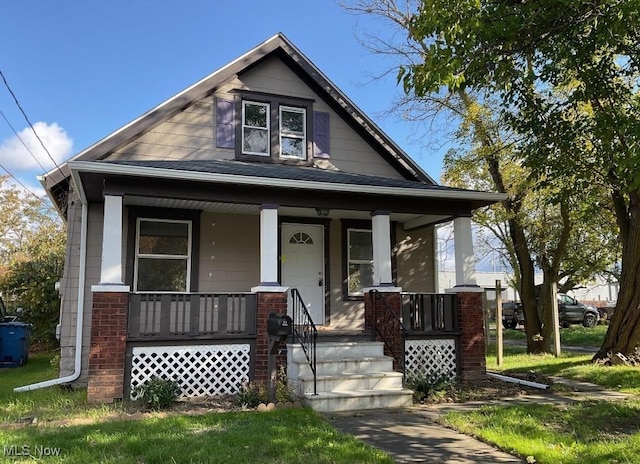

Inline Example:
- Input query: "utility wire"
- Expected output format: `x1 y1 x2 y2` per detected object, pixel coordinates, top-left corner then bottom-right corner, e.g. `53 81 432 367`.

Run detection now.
0 69 64 173
0 108 48 171
0 160 45 201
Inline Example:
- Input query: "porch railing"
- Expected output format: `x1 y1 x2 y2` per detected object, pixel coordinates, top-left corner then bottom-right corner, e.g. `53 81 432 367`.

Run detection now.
369 289 408 376
290 288 317 395
128 292 257 341
402 292 458 334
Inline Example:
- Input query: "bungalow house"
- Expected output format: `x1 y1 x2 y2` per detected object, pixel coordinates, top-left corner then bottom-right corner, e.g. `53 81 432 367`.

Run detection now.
33 34 504 411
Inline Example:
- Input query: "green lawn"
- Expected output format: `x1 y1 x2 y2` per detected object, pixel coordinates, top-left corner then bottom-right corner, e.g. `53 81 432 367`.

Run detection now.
497 324 607 347
438 342 640 463
0 409 392 464
441 399 640 464
1 352 391 464
486 345 640 394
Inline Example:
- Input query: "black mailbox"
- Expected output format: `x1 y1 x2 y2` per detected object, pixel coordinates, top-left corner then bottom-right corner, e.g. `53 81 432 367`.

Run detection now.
267 312 293 337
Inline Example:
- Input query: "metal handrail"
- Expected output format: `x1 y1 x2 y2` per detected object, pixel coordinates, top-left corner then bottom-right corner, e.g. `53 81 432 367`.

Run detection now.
290 288 318 395
369 289 408 378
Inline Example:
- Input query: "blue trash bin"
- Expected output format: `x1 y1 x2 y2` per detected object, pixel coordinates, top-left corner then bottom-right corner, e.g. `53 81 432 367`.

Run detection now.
0 322 31 367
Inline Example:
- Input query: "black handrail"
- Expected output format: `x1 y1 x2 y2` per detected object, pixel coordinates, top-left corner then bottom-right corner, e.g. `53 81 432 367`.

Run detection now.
369 289 408 379
290 288 318 395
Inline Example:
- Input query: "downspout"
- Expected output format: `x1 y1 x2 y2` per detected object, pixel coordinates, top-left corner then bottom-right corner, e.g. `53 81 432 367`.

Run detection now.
14 200 88 392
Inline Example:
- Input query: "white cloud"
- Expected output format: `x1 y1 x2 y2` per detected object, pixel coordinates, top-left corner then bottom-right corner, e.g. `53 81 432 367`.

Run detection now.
0 122 73 172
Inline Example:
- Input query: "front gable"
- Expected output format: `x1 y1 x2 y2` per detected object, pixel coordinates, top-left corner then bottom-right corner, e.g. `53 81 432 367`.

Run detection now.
105 53 412 180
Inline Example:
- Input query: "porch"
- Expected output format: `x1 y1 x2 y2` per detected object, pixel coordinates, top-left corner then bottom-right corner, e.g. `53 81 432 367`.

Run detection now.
113 288 477 412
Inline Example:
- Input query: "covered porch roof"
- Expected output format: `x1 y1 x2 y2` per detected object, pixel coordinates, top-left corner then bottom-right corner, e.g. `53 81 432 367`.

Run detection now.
68 159 506 228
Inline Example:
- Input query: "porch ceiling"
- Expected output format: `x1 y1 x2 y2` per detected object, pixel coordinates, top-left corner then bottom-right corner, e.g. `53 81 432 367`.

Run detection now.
123 195 453 228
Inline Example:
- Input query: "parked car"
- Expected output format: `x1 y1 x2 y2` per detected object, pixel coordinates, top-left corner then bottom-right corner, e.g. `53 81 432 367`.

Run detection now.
558 293 600 328
500 293 599 329
501 301 524 329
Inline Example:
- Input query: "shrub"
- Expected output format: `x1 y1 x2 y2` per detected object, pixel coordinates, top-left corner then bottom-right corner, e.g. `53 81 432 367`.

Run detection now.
235 368 296 408
235 381 269 408
133 377 181 410
406 372 453 402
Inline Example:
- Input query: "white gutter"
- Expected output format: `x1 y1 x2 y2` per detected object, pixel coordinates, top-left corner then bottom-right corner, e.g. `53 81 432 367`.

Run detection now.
68 160 508 203
14 200 88 392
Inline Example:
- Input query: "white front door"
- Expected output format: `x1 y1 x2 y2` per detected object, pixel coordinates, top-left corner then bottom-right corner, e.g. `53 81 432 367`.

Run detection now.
281 223 325 325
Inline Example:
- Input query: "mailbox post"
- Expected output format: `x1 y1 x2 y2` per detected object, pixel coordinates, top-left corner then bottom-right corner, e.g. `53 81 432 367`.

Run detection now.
266 312 293 402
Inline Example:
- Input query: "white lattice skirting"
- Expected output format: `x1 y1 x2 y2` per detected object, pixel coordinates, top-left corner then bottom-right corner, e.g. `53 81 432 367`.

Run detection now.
129 344 251 400
405 339 457 380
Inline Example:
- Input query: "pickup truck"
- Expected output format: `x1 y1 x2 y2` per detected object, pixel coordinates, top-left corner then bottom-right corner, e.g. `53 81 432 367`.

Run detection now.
501 293 599 329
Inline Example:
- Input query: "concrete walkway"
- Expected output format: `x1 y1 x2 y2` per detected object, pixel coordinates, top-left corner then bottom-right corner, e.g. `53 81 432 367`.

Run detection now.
324 379 633 463
325 408 523 463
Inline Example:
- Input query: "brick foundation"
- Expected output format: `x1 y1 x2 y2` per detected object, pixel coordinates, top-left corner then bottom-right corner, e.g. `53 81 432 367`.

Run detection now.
455 291 486 381
254 291 288 382
87 292 128 403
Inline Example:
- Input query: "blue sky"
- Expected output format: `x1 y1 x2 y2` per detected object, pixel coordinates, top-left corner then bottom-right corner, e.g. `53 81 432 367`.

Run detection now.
0 1 448 197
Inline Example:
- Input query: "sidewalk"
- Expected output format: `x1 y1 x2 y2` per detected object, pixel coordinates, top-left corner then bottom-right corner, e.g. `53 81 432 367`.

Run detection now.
324 379 632 463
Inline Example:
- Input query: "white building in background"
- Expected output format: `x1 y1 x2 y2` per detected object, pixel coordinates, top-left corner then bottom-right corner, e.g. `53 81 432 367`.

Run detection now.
438 268 619 305
436 222 618 305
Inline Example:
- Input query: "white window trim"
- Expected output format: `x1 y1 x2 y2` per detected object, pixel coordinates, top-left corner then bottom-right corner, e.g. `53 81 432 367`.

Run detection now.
134 218 192 293
279 105 306 159
347 228 373 296
242 101 270 156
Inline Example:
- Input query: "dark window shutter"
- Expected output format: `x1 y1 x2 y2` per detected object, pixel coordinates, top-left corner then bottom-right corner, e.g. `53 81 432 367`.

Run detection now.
216 98 235 148
313 111 330 158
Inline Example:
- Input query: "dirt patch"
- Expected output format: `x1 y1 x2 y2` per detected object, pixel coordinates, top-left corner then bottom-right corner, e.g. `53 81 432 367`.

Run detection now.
413 375 555 405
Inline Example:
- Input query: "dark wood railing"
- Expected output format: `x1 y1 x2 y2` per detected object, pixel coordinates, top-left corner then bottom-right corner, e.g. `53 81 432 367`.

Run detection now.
402 293 458 333
290 288 317 395
128 292 257 341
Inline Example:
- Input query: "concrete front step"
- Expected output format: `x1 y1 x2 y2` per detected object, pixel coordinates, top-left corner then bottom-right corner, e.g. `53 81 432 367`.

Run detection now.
302 389 414 412
288 341 384 362
296 356 393 378
297 371 404 394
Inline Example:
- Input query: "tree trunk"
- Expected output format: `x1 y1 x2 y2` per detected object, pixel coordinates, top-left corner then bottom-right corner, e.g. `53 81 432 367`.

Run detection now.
457 89 544 353
594 191 640 359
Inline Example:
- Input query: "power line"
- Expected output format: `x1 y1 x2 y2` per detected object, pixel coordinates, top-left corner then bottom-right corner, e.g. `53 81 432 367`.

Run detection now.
0 108 48 172
0 161 45 202
0 69 64 173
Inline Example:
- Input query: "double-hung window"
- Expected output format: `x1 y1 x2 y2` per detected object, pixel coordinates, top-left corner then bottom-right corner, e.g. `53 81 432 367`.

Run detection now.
279 106 306 159
134 218 192 292
242 101 270 156
347 228 374 296
237 93 313 162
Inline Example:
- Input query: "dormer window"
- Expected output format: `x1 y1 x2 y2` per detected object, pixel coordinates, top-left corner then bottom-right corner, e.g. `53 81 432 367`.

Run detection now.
235 92 314 164
279 106 306 159
242 101 270 156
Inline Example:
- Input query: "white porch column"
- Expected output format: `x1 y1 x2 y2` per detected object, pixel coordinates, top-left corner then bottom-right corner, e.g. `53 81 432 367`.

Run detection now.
99 195 124 285
260 204 279 286
454 216 477 286
371 211 393 286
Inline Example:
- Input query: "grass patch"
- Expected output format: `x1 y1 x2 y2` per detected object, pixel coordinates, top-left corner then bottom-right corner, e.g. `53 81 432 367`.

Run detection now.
0 408 392 463
1 353 391 463
487 345 640 394
0 352 94 423
498 324 607 347
440 399 640 464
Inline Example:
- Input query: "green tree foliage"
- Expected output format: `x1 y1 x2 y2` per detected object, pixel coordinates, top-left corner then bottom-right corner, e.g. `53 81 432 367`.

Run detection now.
0 176 65 348
343 0 630 355
395 0 640 359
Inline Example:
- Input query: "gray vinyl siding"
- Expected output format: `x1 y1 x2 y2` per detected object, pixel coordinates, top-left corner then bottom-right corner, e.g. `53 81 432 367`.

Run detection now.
104 55 407 180
197 212 260 292
58 200 127 385
394 224 436 293
238 57 405 179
